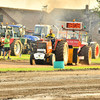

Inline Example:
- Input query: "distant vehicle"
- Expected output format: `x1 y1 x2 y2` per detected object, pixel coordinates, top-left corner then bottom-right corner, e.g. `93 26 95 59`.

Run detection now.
60 20 92 65
26 30 34 36
0 24 33 56
0 24 26 56
82 33 99 59
33 24 59 39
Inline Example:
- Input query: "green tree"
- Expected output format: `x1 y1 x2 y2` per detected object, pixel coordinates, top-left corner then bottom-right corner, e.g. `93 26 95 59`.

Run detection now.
94 0 100 17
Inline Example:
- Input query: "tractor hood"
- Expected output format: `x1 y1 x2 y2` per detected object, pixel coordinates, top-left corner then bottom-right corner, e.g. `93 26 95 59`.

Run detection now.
24 35 40 41
8 24 26 28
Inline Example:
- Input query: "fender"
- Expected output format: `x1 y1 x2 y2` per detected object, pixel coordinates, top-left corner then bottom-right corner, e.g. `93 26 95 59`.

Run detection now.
80 44 85 48
10 38 14 44
53 39 63 51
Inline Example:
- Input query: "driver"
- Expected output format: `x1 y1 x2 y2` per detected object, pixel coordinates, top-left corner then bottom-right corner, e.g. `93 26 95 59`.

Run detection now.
46 29 55 38
71 34 77 39
46 29 55 46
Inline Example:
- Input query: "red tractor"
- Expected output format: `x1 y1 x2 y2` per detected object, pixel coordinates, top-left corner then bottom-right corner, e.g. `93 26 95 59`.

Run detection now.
60 20 92 65
30 38 68 65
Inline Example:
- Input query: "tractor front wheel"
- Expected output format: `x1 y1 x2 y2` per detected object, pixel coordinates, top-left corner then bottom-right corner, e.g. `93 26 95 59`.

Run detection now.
30 54 35 65
50 54 56 65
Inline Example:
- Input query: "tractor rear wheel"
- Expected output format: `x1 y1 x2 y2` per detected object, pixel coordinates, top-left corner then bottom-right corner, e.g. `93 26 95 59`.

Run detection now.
90 43 99 59
50 54 56 65
30 54 35 65
79 46 92 65
11 40 22 56
55 41 68 65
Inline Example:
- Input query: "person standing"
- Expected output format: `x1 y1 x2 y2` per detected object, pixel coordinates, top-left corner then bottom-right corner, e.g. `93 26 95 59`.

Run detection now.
4 35 11 59
71 34 77 39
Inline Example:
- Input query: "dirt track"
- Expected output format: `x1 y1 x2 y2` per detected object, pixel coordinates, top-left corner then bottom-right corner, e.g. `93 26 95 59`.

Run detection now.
1 70 100 100
0 60 100 100
0 60 100 68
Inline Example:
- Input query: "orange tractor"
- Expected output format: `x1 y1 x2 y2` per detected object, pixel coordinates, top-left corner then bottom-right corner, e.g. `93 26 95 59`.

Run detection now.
30 26 68 65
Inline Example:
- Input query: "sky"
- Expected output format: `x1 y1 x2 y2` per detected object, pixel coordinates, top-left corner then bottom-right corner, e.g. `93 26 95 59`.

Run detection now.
0 0 98 12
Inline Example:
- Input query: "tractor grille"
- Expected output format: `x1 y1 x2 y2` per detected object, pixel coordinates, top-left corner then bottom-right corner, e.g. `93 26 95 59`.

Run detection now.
38 43 46 49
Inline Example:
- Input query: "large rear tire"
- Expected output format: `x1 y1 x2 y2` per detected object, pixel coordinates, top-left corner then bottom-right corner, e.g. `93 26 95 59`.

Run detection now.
55 41 68 65
11 40 22 56
90 43 99 59
79 46 92 65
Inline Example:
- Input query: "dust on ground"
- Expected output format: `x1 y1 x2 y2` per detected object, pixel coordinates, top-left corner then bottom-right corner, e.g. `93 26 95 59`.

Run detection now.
0 70 100 99
0 60 100 100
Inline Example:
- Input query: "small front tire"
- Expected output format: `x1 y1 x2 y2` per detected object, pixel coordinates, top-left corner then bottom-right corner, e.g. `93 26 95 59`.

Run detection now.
50 54 56 65
30 54 35 65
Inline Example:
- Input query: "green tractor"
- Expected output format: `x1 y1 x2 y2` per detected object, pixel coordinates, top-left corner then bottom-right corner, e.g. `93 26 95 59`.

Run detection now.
6 24 27 56
0 24 27 56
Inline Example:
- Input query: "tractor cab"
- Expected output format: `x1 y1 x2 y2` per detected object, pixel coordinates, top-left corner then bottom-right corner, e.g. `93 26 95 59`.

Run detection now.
8 24 26 37
33 25 50 39
6 26 14 38
34 24 59 39
61 21 83 48
82 33 93 45
66 31 81 47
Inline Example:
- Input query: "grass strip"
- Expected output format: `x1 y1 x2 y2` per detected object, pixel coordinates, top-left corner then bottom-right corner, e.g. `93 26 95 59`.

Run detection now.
0 66 100 72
